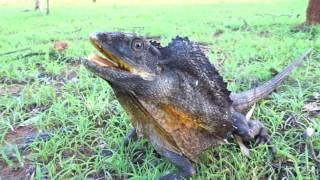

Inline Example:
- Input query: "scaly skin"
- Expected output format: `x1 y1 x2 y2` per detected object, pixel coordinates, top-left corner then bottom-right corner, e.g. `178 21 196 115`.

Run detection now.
230 49 312 112
82 32 311 179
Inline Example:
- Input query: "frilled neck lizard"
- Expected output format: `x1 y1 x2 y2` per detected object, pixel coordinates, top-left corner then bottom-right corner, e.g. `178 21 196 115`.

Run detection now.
82 32 311 179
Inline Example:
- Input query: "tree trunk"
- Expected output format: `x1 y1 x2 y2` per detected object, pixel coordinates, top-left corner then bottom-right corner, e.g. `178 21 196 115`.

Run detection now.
35 0 41 10
46 0 50 15
93 0 96 2
306 0 320 25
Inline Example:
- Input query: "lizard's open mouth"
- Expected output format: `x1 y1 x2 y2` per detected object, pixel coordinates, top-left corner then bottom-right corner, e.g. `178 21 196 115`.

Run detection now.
86 32 155 80
87 40 133 72
87 53 132 72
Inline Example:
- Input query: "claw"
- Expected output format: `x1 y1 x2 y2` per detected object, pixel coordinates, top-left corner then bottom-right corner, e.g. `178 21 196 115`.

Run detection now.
256 137 262 144
254 128 277 154
101 149 114 157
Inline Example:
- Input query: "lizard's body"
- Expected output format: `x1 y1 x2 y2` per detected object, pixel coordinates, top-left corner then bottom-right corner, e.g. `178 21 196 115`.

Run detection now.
82 32 311 179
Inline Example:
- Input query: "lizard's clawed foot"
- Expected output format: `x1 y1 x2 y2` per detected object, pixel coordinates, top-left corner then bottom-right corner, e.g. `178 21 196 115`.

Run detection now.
231 112 276 153
246 120 270 144
242 120 276 154
251 121 270 145
249 121 276 153
232 112 268 142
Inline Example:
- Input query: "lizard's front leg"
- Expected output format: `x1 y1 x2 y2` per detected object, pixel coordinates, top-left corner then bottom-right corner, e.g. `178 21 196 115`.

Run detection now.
123 128 138 147
101 128 137 156
159 149 196 180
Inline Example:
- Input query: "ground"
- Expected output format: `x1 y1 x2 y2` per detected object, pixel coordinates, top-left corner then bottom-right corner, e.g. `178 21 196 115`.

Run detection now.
0 0 319 179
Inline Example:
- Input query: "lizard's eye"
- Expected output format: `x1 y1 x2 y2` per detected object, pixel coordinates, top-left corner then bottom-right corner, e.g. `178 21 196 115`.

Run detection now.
131 38 144 51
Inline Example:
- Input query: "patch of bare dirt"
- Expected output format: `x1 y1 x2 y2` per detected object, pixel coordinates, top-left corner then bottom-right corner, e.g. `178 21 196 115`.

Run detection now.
304 92 320 119
212 29 224 38
271 158 296 178
0 74 30 97
279 114 305 131
4 126 37 145
304 102 320 118
0 59 80 99
1 126 39 180
53 41 69 51
258 31 271 38
36 63 79 84
35 62 80 97
0 77 34 85
0 161 34 180
0 84 24 96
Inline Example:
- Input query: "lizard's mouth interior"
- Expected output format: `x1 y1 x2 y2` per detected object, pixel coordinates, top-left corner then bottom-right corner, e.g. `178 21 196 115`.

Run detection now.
87 53 132 72
87 42 133 72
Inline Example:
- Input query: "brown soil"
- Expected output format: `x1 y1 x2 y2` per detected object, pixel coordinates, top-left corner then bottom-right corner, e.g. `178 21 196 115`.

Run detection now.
0 162 33 180
306 0 320 25
1 126 38 179
0 84 24 96
4 125 37 144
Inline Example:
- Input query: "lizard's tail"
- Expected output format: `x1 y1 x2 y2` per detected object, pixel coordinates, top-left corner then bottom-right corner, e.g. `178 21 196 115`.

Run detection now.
230 49 312 112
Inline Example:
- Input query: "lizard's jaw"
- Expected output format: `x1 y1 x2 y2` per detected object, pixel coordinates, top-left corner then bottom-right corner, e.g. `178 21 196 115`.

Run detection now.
87 53 155 81
87 53 132 72
88 39 133 73
87 32 156 80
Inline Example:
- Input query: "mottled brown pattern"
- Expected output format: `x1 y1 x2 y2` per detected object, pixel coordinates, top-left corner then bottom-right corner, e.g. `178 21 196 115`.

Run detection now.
113 88 181 155
130 97 225 160
160 105 224 160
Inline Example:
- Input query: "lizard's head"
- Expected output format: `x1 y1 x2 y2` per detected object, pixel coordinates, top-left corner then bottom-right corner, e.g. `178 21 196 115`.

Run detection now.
83 32 162 86
83 32 230 105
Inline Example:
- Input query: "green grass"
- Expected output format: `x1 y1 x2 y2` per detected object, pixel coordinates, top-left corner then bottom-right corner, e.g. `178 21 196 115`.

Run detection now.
0 0 319 179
